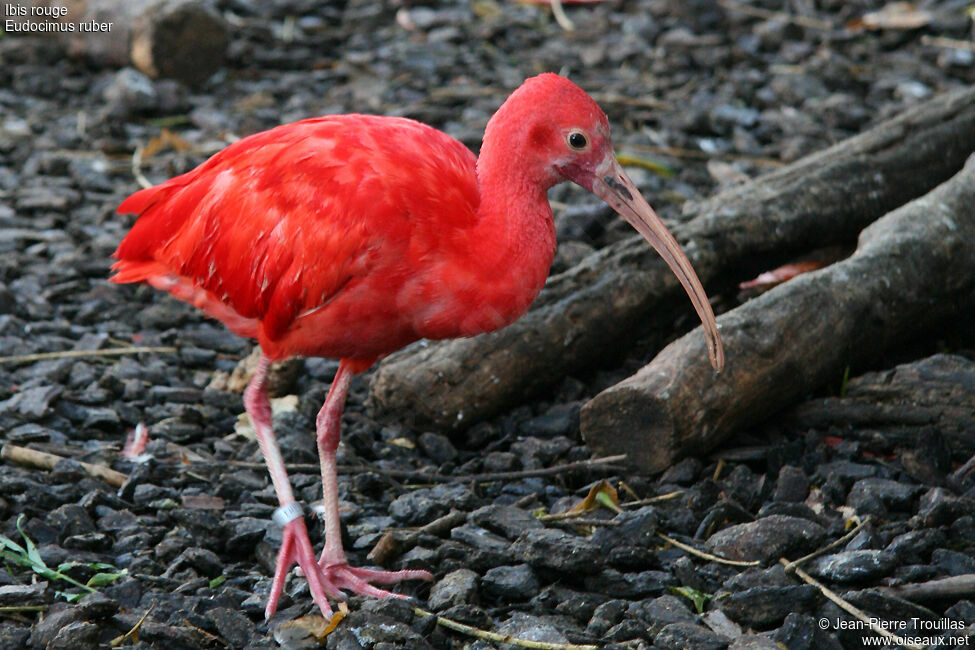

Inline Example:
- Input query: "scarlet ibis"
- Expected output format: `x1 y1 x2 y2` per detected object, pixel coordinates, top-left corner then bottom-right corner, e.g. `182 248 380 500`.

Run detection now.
111 73 724 620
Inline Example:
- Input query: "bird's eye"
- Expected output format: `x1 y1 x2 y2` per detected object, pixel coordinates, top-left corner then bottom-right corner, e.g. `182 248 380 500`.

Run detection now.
567 131 588 150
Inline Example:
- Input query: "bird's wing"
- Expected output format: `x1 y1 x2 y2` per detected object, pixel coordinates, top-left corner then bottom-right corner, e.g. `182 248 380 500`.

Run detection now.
112 115 479 342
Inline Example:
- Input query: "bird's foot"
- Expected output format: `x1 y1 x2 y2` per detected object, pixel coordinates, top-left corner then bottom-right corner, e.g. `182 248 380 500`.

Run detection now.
264 515 432 621
317 551 434 602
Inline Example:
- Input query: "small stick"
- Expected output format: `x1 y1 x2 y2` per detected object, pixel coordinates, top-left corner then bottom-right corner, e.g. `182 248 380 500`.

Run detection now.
921 35 975 53
549 0 575 31
227 454 627 483
0 346 177 365
548 518 620 528
886 574 975 602
1 444 128 488
368 510 467 565
538 509 612 522
717 0 833 30
0 605 48 613
621 490 684 507
513 492 540 508
780 559 924 650
781 516 871 572
414 606 599 650
658 532 761 567
131 145 153 189
110 606 154 648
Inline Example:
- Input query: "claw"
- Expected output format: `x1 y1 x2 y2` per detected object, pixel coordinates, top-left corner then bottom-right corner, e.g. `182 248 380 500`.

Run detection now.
264 517 433 621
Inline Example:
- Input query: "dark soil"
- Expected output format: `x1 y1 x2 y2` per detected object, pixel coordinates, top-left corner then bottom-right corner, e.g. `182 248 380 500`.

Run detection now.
1 1 974 649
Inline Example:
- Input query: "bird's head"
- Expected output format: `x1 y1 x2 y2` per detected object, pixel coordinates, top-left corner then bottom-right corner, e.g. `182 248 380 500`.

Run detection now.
486 73 725 371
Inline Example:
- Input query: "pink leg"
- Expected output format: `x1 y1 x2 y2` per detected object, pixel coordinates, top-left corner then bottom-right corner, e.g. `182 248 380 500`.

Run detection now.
244 355 336 621
313 359 432 598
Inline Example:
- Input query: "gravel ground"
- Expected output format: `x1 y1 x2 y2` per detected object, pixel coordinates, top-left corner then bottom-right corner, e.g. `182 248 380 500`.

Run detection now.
1 1 974 648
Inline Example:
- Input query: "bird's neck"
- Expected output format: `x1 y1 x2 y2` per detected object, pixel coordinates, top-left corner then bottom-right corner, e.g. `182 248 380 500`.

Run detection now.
459 139 558 333
407 125 559 341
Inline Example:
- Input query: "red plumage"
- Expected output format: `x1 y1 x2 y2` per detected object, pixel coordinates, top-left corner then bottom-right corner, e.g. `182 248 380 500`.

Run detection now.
113 114 480 363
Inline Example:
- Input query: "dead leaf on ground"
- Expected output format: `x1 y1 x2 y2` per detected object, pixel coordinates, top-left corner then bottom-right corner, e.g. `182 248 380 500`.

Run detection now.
738 260 826 292
847 3 932 31
141 128 194 159
566 479 622 515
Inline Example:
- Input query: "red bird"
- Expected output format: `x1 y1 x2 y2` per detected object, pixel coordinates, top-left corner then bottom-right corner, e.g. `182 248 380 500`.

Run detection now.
112 73 724 620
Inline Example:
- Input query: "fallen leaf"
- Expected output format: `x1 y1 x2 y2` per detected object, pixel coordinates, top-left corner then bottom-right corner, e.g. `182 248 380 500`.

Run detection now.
738 260 825 291
141 128 193 159
847 2 932 31
567 479 622 515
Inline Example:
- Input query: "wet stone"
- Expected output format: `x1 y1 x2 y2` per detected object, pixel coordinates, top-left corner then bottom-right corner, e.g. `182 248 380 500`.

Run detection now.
772 613 844 650
773 465 810 502
846 478 922 517
481 564 538 601
583 569 674 598
0 625 29 649
45 503 96 542
28 605 84 648
469 504 542 539
359 595 415 623
0 581 49 606
497 612 571 647
0 384 62 418
913 487 975 527
605 617 651 642
388 484 473 526
416 431 457 464
167 547 224 578
717 584 818 628
654 621 728 650
206 606 255 647
597 507 659 551
586 599 627 635
428 568 479 610
807 550 898 584
75 591 119 619
659 457 703 486
933 549 975 576
520 402 581 438
47 620 100 650
450 523 511 553
728 634 781 649
629 594 697 627
705 515 826 564
511 528 603 575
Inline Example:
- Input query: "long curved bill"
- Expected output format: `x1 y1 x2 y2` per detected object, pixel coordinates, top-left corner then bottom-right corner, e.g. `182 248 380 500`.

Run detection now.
592 157 725 371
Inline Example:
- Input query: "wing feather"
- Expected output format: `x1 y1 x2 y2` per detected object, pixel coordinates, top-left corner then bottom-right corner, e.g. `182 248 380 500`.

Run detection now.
112 115 479 350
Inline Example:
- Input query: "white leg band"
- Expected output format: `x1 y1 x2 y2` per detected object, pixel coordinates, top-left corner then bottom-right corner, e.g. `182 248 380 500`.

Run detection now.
273 502 303 527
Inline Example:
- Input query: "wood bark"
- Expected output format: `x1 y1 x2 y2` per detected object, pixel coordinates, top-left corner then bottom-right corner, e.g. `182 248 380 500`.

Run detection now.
791 354 975 457
6 0 227 85
580 155 975 473
368 86 975 431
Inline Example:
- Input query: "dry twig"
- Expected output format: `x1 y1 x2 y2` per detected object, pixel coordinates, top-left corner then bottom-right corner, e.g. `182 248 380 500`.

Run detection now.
887 574 975 602
658 532 761 567
2 444 127 488
717 0 833 30
781 516 871 572
227 454 627 483
0 346 178 365
780 559 924 650
414 606 598 650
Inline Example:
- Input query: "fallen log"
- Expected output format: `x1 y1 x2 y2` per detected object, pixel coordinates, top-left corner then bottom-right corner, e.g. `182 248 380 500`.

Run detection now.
5 0 227 85
580 154 975 472
369 86 975 431
791 354 975 458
